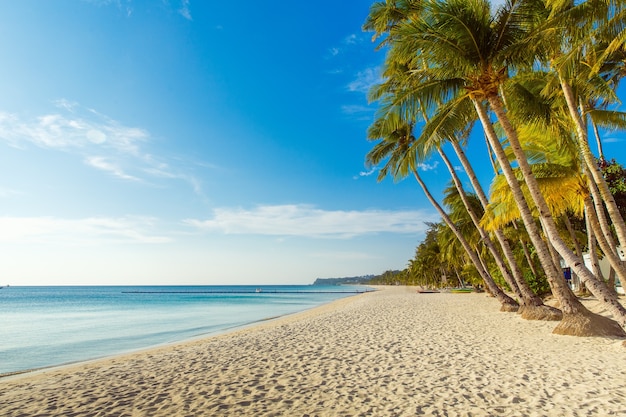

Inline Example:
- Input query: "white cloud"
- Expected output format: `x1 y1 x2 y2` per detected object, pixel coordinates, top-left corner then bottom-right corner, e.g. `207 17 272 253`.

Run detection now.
0 102 206 195
85 156 140 181
358 166 377 177
0 105 148 154
348 67 380 94
327 34 362 58
0 216 171 244
178 0 192 20
184 204 437 238
343 34 358 45
418 161 439 171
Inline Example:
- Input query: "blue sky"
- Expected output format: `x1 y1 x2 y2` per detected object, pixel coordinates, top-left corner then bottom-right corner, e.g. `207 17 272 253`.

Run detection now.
0 0 622 286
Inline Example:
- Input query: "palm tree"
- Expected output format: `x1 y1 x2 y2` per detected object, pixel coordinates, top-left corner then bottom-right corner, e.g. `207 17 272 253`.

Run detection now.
481 101 626 289
500 64 626 291
435 208 486 287
435 135 563 318
368 39 560 317
445 139 557 319
375 0 625 335
409 222 447 287
439 152 524 299
527 1 626 295
539 0 626 250
366 110 519 310
363 0 425 45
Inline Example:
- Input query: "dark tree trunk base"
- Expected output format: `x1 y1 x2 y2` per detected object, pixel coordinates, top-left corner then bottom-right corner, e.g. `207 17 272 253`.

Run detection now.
499 301 519 313
552 311 626 337
518 304 562 321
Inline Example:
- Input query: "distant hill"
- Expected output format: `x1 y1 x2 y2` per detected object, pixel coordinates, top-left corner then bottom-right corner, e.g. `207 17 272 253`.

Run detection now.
313 275 375 286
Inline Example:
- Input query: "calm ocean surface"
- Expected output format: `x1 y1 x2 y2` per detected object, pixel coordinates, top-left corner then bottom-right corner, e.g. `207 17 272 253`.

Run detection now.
0 285 371 376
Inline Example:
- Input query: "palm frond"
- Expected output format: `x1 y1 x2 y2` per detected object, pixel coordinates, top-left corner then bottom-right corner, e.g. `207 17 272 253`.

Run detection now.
588 109 626 130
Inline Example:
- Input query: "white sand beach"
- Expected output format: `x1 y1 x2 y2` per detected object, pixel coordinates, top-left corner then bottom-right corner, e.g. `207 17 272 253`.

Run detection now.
1 286 625 416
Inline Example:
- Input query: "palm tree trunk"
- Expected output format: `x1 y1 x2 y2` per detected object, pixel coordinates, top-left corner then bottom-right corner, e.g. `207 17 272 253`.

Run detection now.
438 147 523 300
608 267 617 297
590 112 605 160
410 168 518 310
483 133 498 173
560 77 626 249
473 99 573 300
584 217 604 288
485 94 626 333
584 196 626 286
520 240 540 279
562 215 583 291
586 163 619 251
449 140 548 311
562 215 583 259
539 217 565 274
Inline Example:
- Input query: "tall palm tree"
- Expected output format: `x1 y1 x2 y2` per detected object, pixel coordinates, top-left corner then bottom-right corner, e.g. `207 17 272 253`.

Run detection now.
438 150 524 300
426 122 560 318
481 106 626 288
445 139 557 318
366 110 519 310
369 41 559 318
376 0 625 335
500 64 626 290
540 0 626 249
527 1 626 294
384 1 570 302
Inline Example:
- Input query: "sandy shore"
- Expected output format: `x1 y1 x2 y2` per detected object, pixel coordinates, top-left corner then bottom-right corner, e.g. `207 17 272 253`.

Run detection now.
1 287 625 416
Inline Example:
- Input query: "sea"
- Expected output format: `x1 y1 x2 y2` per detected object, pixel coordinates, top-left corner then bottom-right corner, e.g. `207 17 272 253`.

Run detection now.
0 285 371 376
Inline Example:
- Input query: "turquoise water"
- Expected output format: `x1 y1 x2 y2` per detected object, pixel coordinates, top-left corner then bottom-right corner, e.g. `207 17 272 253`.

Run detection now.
0 285 370 375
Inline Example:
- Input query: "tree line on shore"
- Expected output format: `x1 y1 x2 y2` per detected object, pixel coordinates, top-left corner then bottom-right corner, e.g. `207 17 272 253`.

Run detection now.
363 0 626 337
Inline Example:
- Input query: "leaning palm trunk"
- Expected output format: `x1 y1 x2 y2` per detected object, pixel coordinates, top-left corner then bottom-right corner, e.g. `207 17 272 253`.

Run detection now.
588 174 619 249
438 148 524 301
562 215 583 260
474 100 572 293
410 168 518 311
584 209 603 280
589 110 605 160
419 98 522 306
449 140 557 319
584 196 626 286
560 78 626 249
484 95 626 335
585 169 626 282
562 215 583 291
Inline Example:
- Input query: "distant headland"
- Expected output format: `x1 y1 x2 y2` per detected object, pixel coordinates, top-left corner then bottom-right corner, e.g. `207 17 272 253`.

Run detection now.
313 270 402 286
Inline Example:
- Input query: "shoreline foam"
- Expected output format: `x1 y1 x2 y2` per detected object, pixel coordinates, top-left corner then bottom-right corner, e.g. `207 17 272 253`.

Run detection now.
1 286 624 416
